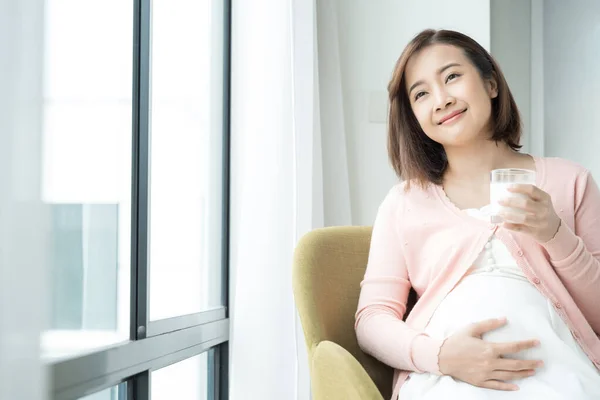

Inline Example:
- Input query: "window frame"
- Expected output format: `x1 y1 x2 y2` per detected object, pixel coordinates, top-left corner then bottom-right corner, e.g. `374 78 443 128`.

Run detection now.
48 0 231 398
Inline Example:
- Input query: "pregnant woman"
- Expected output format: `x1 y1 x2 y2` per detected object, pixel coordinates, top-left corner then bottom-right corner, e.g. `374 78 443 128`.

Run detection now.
355 29 600 399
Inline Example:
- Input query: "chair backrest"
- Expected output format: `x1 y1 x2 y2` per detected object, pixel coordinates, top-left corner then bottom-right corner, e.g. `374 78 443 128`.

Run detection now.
292 226 397 398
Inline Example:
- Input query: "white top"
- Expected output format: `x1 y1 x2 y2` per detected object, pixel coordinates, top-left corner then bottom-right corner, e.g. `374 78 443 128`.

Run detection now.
398 206 600 399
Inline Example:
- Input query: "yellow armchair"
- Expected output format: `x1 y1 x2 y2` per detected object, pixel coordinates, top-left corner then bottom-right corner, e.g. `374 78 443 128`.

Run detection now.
293 226 402 400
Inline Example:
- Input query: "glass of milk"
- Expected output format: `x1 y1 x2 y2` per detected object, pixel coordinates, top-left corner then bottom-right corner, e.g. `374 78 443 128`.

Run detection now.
489 168 536 223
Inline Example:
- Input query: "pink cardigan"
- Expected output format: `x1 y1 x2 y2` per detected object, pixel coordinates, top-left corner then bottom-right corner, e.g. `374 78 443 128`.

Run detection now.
355 156 600 400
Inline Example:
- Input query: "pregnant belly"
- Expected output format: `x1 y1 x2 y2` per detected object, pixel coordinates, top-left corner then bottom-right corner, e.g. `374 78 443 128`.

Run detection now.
402 274 600 399
424 274 551 361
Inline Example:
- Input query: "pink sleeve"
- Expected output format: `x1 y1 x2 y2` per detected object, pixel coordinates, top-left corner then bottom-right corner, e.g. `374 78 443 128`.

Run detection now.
354 186 444 374
542 171 600 334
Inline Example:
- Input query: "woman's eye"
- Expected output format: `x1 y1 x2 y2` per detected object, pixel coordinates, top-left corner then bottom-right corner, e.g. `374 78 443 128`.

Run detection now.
414 91 426 101
446 73 460 83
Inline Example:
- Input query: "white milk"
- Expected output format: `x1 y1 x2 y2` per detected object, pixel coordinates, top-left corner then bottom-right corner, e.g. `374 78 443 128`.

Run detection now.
489 182 532 222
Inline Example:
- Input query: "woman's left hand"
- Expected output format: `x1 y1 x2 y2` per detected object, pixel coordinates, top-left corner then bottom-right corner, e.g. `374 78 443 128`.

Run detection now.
497 184 561 243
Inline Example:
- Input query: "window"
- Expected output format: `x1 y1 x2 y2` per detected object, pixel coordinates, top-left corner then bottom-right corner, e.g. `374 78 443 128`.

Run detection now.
148 0 226 321
79 384 126 400
151 353 209 400
38 0 231 399
41 0 133 359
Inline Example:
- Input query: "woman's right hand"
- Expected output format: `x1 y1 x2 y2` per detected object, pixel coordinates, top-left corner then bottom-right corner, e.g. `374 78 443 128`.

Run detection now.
438 317 544 391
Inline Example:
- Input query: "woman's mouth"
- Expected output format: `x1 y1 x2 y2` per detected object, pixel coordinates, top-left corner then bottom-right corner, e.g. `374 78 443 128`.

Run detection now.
439 109 467 125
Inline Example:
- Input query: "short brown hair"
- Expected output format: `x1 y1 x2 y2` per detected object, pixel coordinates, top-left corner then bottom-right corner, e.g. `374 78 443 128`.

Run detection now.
387 29 522 189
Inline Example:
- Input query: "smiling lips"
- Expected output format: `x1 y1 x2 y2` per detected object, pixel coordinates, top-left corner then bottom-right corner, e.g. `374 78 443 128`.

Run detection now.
438 109 466 125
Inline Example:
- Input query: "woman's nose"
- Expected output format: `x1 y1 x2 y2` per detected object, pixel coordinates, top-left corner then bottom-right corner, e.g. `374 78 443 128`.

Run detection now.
434 89 455 111
436 99 455 111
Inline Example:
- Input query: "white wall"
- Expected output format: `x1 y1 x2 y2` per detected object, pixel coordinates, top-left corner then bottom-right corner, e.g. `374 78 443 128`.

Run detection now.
490 0 532 153
334 0 491 225
543 0 600 176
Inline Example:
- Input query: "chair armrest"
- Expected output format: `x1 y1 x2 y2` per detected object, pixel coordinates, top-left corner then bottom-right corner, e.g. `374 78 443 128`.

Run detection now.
311 340 384 400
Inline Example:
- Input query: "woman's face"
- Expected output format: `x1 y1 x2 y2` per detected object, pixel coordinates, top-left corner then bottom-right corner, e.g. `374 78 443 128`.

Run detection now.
404 44 497 148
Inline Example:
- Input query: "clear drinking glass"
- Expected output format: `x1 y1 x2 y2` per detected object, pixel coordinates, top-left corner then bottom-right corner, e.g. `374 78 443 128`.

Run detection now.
490 168 536 223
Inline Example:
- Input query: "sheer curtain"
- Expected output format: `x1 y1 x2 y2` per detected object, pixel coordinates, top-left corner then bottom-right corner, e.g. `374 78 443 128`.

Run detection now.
229 0 351 398
0 0 49 399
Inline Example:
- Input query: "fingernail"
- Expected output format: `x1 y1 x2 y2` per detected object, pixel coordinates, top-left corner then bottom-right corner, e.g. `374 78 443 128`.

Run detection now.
537 361 544 367
511 385 520 391
533 340 540 346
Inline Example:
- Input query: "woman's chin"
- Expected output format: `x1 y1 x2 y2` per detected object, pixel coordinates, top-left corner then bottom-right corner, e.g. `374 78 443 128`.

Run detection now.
439 131 487 148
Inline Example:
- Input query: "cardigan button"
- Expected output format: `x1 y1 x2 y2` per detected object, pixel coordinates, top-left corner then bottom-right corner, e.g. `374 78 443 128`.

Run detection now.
517 250 524 257
555 302 562 309
532 277 541 285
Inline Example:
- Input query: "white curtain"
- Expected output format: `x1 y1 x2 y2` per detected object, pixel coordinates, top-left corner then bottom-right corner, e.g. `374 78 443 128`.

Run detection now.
0 0 49 399
315 0 353 227
229 0 351 398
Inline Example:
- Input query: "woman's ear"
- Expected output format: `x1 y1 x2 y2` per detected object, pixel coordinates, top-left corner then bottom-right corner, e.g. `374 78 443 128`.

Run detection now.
488 72 499 99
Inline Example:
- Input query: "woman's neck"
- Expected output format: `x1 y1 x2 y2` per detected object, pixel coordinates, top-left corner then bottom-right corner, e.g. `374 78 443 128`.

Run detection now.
443 141 528 186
